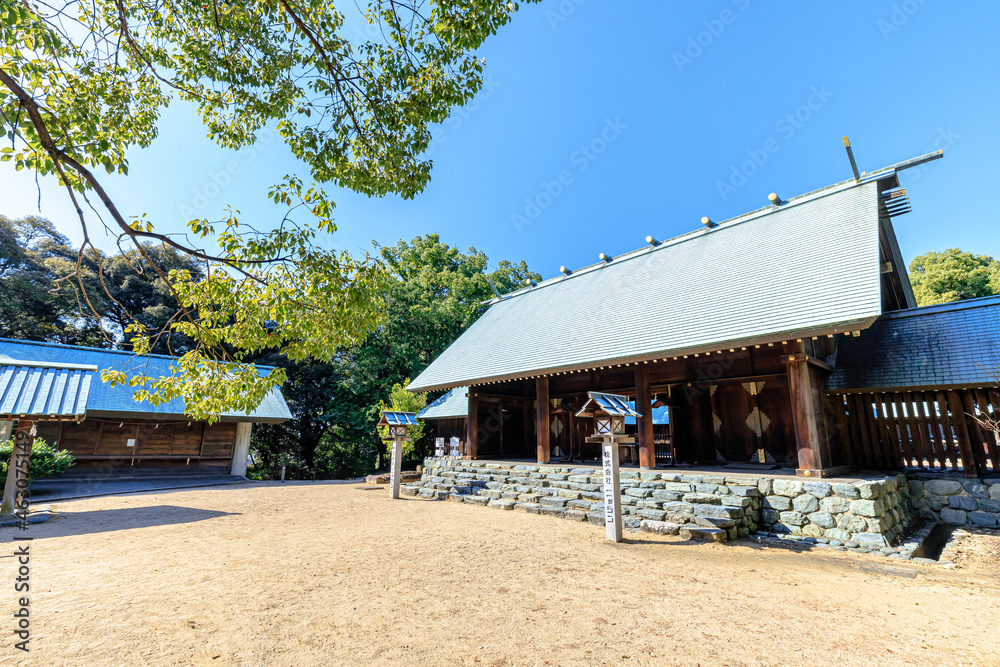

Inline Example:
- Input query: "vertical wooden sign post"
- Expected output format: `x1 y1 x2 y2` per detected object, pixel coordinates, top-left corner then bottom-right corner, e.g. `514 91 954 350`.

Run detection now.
576 392 641 544
602 440 623 542
378 411 417 500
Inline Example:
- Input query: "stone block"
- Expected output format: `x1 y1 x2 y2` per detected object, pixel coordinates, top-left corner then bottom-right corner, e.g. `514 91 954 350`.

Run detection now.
962 481 988 498
637 508 666 521
517 493 541 503
857 482 881 500
680 475 703 483
924 494 948 511
779 511 808 526
624 515 643 531
832 483 860 500
679 525 726 542
488 499 516 510
663 482 695 493
949 495 979 511
792 495 820 513
819 496 851 514
640 481 666 490
968 511 999 527
696 516 736 529
763 496 792 511
539 496 568 508
980 498 1000 513
853 532 888 548
651 490 685 502
803 482 832 498
728 486 759 497
564 509 588 522
772 480 804 497
465 495 490 505
540 506 566 518
664 501 695 515
924 479 964 496
825 528 852 542
990 484 1000 500
761 509 779 524
758 478 773 495
807 511 836 529
837 514 868 533
587 512 605 525
682 493 721 505
849 499 885 518
640 520 681 535
720 495 753 509
695 504 743 519
639 471 663 481
940 508 967 525
908 480 924 497
800 524 824 538
624 488 652 498
515 502 541 513
696 484 722 494
568 499 594 510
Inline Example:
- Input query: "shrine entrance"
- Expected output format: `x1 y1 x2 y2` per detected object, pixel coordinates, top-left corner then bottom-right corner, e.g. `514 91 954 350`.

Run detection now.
710 375 797 466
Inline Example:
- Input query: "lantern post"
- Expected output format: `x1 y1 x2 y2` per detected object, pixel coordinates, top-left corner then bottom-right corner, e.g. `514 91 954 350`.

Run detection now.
575 392 641 543
378 411 418 500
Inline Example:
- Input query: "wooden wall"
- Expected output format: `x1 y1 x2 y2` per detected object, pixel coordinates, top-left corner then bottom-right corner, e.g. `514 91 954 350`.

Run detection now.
36 418 238 473
830 388 999 477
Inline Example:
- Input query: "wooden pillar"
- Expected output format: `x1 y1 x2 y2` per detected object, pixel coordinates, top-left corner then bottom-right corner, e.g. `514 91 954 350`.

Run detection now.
230 422 253 476
634 365 655 469
523 398 534 458
536 377 550 464
947 390 979 478
466 390 479 459
787 357 824 474
1 420 33 517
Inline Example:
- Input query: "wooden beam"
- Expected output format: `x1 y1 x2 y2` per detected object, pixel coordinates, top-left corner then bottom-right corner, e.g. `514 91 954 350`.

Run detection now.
466 391 479 459
536 377 550 464
947 391 979 478
786 357 825 474
634 365 655 469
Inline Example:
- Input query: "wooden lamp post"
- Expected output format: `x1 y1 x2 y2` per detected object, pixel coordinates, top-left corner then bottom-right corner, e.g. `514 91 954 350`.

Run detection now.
576 392 641 543
378 411 418 500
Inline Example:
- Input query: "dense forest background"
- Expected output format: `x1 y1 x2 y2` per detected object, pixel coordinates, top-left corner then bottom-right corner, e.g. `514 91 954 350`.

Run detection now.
2 212 997 478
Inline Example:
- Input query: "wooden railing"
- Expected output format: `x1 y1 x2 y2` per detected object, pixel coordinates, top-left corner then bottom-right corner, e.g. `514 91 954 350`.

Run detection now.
830 388 999 477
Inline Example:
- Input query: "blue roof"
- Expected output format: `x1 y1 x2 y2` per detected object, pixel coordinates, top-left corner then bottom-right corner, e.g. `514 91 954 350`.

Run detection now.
0 338 291 422
417 386 469 420
0 360 94 420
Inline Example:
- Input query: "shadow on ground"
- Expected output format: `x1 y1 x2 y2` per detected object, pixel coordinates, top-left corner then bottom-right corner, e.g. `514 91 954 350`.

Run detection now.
0 505 237 541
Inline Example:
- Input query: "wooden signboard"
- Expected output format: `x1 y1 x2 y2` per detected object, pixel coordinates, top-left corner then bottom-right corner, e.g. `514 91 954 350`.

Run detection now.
389 437 402 500
435 437 445 457
450 436 461 457
602 442 623 542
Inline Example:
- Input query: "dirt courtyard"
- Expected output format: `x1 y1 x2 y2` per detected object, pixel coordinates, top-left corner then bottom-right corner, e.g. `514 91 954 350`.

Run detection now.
2 481 998 666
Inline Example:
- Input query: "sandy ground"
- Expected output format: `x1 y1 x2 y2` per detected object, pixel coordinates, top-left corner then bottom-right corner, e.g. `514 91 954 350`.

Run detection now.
2 481 999 667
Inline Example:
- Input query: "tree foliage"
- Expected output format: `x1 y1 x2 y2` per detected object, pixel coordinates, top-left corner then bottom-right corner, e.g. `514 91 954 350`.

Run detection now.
909 248 1000 306
250 234 539 479
378 379 427 460
0 0 539 418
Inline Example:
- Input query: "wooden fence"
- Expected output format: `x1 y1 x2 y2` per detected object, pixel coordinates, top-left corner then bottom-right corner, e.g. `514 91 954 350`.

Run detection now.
831 388 999 477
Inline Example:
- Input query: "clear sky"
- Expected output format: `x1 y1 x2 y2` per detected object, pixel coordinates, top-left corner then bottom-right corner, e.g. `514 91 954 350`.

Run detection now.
3 1 998 281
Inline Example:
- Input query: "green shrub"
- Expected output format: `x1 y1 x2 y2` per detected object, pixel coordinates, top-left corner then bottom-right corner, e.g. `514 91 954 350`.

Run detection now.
0 438 75 481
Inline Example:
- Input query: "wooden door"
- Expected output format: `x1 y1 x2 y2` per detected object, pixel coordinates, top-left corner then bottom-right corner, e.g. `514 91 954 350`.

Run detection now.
711 376 796 465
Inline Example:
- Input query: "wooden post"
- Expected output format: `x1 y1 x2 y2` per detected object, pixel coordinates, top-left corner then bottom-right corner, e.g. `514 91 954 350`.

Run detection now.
1 420 34 517
466 391 479 460
389 436 403 499
536 377 550 464
787 357 824 475
634 365 655 469
230 422 253 476
602 438 623 542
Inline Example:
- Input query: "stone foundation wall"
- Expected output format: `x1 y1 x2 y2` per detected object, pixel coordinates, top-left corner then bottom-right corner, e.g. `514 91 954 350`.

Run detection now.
908 475 1000 528
406 458 917 548
758 475 912 548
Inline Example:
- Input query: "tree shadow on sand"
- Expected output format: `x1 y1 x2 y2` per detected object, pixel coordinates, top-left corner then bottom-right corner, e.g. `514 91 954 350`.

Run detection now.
0 505 238 540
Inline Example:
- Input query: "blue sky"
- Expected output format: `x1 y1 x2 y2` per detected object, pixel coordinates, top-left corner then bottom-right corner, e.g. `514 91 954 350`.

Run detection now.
3 1 998 280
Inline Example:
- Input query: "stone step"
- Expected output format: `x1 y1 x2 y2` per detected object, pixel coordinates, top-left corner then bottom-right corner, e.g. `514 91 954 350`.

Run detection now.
679 525 727 543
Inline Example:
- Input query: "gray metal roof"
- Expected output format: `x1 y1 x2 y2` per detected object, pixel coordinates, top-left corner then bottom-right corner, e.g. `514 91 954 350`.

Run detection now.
0 338 291 422
410 179 884 392
417 386 469 420
827 295 1000 391
0 361 96 420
